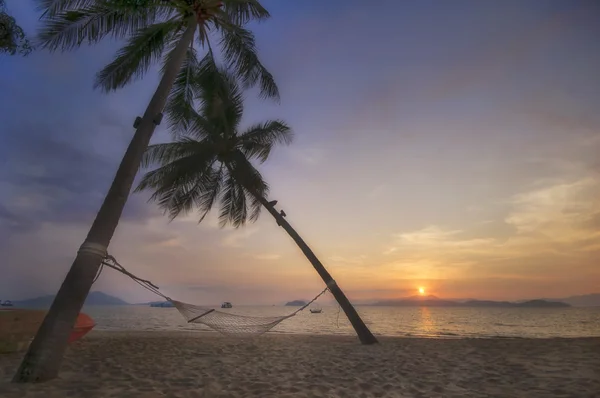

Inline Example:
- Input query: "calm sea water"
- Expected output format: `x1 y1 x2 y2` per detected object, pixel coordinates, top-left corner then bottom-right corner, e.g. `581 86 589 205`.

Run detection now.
83 305 600 339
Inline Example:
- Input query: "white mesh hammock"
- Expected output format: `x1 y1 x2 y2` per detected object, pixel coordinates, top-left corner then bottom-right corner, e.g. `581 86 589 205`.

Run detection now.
99 255 329 336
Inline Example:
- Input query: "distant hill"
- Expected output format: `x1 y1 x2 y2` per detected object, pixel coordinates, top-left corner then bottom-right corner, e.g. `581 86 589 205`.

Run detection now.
371 296 570 308
285 300 307 306
550 294 600 307
13 291 129 308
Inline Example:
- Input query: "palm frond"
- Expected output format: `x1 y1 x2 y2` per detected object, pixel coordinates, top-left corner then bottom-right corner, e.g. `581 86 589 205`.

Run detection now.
221 0 270 25
196 164 224 223
144 161 216 220
140 139 209 168
187 112 219 140
159 18 186 72
37 1 174 51
163 42 202 136
194 51 245 133
161 165 217 220
35 0 94 16
94 19 180 92
218 172 248 227
216 21 279 101
228 151 269 222
136 140 218 219
242 166 267 223
37 0 171 16
238 120 293 162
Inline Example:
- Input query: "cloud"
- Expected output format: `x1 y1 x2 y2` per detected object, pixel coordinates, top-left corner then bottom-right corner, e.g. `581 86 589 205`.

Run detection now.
221 227 260 248
367 184 388 200
0 130 156 235
506 177 599 237
2 0 599 304
382 174 600 290
288 147 324 166
329 254 366 265
253 253 282 261
384 226 495 255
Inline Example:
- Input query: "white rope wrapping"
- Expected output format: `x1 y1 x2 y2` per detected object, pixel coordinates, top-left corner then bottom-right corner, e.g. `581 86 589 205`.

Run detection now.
78 242 108 257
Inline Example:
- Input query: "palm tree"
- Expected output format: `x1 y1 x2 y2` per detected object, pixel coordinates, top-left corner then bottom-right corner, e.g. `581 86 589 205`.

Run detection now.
0 0 33 55
14 0 278 383
136 62 379 345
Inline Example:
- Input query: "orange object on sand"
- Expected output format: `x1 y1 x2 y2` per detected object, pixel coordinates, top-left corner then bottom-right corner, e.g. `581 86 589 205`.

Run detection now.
68 312 95 343
0 309 96 353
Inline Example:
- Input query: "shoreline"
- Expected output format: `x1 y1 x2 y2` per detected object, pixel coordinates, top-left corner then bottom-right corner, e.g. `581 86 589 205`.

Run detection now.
94 327 600 340
2 331 599 397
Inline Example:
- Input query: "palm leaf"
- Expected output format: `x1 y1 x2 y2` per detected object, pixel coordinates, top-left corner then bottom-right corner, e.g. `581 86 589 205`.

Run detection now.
35 0 95 16
238 120 293 162
221 0 270 25
240 166 267 223
216 20 279 101
160 165 217 220
218 171 248 227
228 151 268 222
196 164 224 223
140 139 209 168
163 43 201 136
94 18 180 92
162 48 242 139
194 52 245 133
136 141 218 219
37 1 174 51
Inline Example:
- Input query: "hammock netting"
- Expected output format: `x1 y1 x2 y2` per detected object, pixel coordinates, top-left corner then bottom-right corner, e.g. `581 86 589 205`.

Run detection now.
98 255 329 336
171 301 296 335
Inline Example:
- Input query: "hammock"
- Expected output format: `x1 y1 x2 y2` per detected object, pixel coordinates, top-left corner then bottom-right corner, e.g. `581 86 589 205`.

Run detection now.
99 255 329 336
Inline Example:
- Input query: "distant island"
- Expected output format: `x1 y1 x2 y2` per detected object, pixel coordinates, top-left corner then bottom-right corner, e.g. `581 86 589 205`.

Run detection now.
148 301 175 308
12 291 129 308
370 295 570 308
285 300 307 306
541 293 600 307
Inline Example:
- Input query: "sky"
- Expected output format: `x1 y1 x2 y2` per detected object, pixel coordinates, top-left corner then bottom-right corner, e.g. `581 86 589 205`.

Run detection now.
0 0 599 305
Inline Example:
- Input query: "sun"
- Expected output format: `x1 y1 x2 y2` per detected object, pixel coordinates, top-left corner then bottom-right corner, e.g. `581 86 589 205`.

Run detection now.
418 287 425 295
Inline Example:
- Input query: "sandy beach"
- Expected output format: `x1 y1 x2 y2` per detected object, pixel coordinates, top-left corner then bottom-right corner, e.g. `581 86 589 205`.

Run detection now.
0 332 598 398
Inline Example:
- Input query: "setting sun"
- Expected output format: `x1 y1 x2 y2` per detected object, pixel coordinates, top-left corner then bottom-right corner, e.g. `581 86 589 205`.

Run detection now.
418 287 425 295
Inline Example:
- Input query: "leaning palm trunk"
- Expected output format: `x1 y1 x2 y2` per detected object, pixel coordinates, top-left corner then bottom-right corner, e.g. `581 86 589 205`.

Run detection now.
244 187 378 345
13 18 197 383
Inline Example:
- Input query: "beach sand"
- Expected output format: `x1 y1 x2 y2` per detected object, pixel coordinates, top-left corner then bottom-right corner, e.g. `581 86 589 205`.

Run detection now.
0 332 598 397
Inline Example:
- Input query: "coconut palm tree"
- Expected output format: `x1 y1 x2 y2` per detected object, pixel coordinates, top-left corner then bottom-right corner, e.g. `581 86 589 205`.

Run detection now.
136 61 379 345
14 0 278 383
0 0 33 55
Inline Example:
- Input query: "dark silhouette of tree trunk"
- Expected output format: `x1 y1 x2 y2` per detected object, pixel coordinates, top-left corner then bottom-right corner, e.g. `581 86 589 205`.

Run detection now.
13 19 197 383
241 182 378 344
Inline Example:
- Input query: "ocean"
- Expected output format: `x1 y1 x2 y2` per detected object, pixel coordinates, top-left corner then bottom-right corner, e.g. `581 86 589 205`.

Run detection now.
84 305 600 339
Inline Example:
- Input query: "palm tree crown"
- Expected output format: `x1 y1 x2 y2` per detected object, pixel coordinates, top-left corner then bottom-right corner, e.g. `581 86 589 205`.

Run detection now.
134 61 380 347
37 0 278 100
136 62 292 227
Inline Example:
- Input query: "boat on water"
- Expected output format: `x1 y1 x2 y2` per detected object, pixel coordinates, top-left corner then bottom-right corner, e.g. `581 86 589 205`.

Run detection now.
1 300 13 307
0 309 95 353
310 308 322 314
221 302 233 308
